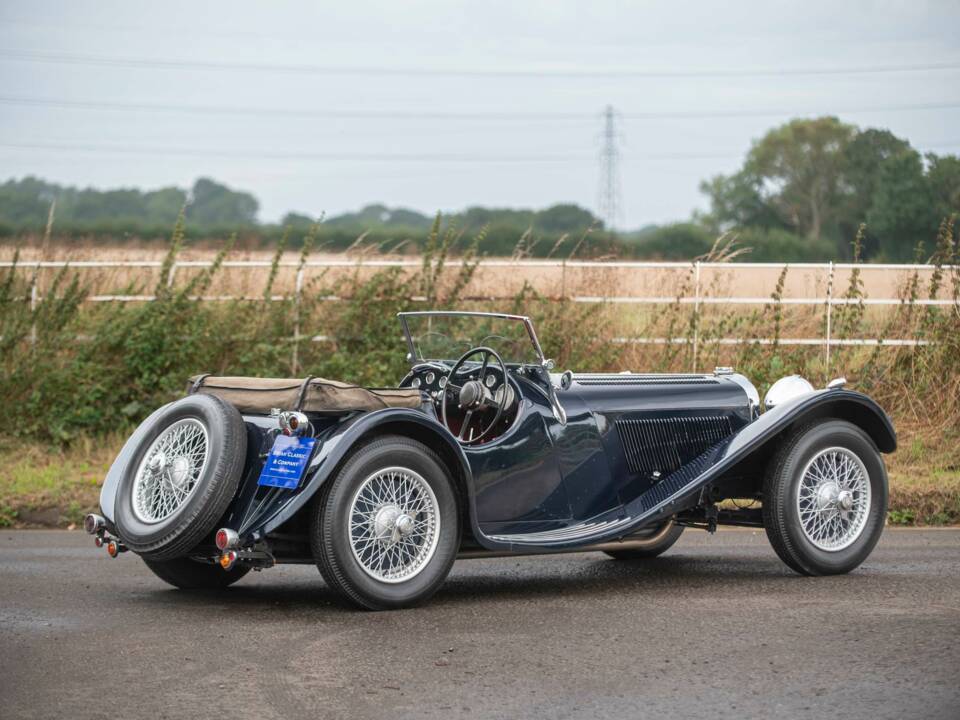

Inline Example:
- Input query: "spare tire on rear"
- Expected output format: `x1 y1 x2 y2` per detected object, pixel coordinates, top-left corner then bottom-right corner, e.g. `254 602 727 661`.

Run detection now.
113 394 247 560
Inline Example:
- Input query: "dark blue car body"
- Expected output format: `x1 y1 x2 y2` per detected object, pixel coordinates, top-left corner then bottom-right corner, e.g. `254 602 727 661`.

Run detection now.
98 311 895 563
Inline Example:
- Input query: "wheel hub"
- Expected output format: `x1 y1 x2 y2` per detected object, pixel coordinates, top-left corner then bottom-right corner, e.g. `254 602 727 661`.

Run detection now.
816 482 840 509
837 489 854 511
395 514 415 536
170 456 192 485
373 505 402 541
372 505 418 543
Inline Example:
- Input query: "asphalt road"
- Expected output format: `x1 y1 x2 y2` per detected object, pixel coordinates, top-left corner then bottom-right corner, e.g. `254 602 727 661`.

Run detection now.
2 529 958 720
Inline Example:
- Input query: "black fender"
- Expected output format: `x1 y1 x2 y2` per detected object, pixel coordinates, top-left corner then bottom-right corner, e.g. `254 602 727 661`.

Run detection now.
256 407 474 537
723 387 896 459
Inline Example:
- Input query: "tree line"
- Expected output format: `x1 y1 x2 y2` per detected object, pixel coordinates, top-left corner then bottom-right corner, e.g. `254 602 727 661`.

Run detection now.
1 117 957 261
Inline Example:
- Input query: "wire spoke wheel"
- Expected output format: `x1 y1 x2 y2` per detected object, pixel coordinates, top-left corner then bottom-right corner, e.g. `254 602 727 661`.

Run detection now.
131 418 210 524
348 466 441 583
796 446 871 551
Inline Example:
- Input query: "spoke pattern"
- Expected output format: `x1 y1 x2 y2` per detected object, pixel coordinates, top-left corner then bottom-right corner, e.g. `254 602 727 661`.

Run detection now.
796 447 871 551
348 467 441 583
132 419 209 523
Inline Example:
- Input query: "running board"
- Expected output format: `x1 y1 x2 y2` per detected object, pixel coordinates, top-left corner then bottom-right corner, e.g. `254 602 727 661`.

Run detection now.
484 440 729 551
456 535 683 559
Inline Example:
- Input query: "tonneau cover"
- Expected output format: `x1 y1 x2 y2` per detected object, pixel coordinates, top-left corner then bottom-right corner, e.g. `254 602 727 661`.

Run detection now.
187 375 423 414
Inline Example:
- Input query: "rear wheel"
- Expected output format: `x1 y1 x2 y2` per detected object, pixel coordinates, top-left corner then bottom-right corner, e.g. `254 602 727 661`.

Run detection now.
142 556 250 589
310 435 460 610
603 520 684 560
763 419 887 576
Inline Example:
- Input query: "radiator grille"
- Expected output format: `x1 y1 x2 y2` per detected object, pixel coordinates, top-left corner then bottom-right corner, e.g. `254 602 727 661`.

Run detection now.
615 415 733 474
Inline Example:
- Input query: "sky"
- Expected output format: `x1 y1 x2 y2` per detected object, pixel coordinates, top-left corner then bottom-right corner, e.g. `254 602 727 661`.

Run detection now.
1 0 958 229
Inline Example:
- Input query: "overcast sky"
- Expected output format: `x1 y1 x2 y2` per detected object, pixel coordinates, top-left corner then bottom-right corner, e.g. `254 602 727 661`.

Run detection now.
1 1 958 229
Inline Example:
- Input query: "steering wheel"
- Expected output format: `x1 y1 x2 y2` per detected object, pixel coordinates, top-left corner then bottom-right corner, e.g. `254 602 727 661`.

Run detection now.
441 346 508 444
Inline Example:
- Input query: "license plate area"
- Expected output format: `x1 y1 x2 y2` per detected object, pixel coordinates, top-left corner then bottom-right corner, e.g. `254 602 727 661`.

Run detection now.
257 435 317 489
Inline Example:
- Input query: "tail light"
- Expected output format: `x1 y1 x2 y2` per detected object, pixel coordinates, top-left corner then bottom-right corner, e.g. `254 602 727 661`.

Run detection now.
106 540 119 558
278 411 309 436
215 528 239 551
219 551 238 570
84 514 106 535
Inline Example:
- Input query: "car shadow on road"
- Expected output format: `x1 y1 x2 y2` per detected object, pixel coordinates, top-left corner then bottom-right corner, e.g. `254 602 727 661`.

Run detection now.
435 552 798 605
130 552 798 614
133 578 347 615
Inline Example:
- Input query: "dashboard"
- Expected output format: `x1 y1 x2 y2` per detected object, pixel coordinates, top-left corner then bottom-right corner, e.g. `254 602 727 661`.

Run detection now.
401 362 519 443
404 363 513 406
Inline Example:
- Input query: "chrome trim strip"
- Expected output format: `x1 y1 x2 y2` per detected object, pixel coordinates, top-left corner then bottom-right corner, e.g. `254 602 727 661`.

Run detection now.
487 515 634 544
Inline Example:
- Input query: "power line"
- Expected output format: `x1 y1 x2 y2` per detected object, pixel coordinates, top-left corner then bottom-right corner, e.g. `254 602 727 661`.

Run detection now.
3 49 960 79
2 140 957 164
0 141 589 163
0 96 586 121
1 95 957 123
623 102 960 120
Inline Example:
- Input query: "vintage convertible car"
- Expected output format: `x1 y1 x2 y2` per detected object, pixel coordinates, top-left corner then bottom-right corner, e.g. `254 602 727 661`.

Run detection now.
87 311 895 610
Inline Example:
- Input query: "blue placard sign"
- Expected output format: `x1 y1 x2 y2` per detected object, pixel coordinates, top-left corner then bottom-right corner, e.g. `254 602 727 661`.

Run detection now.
257 435 317 489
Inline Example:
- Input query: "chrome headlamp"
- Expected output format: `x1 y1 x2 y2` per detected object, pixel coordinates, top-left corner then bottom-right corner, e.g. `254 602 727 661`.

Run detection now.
763 375 815 411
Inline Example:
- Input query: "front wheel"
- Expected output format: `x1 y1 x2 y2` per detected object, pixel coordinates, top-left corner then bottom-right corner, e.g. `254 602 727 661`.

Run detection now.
310 435 460 610
763 419 888 576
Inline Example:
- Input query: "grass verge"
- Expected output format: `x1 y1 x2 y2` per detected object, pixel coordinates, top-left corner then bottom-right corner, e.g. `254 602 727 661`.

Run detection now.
0 435 120 528
1 427 956 528
885 423 960 525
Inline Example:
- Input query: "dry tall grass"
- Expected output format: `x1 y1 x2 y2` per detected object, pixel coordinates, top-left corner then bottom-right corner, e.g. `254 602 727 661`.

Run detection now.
1 216 958 525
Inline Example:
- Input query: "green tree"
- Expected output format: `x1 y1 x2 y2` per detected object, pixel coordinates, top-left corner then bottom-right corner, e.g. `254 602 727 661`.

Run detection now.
743 116 855 241
700 118 959 260
188 178 258 226
143 187 188 225
926 153 960 221
734 226 837 262
281 212 316 229
698 171 784 233
866 151 935 260
536 204 597 233
629 223 714 259
0 176 58 225
841 129 913 242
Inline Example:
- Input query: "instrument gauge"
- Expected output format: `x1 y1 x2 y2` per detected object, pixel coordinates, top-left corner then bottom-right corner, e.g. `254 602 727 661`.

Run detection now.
485 374 497 388
411 377 421 388
438 376 447 388
494 384 515 408
425 371 436 385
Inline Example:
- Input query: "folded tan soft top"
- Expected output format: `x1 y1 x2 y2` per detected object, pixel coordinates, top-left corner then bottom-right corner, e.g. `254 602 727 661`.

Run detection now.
187 375 423 414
